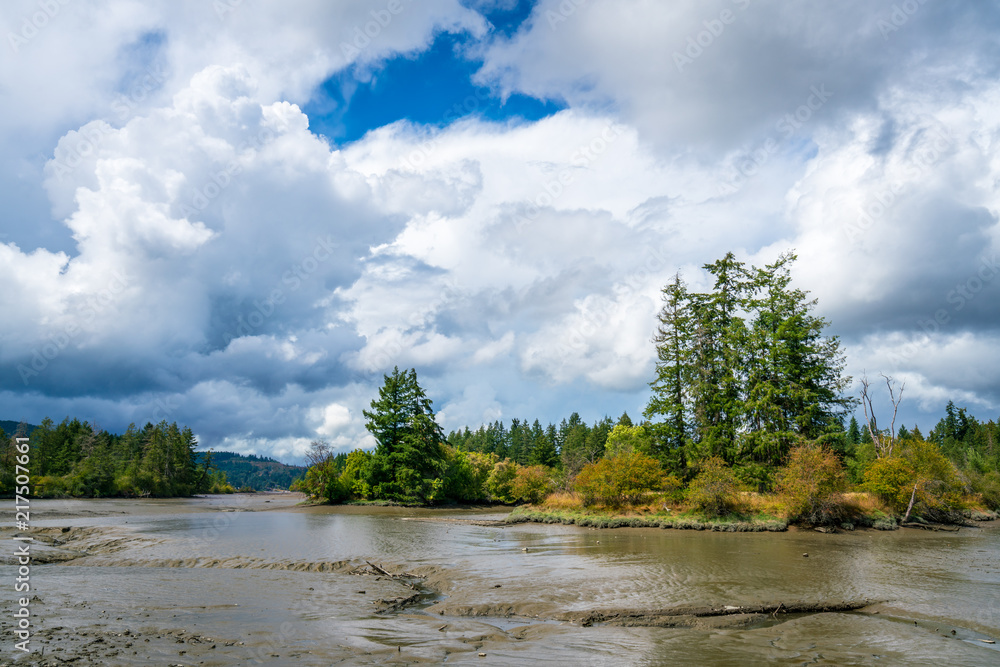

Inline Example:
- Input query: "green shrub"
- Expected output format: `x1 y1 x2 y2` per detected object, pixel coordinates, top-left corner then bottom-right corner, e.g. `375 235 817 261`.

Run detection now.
776 444 847 524
863 439 966 517
968 470 1000 510
324 476 350 503
574 451 663 507
686 457 744 518
862 457 915 512
512 465 554 504
661 474 685 505
486 458 519 504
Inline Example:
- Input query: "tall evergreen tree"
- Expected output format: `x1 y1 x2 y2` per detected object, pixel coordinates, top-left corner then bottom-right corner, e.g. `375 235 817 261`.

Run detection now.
363 367 447 503
644 273 694 469
528 419 559 468
691 253 748 462
740 253 852 465
646 251 852 470
847 416 862 445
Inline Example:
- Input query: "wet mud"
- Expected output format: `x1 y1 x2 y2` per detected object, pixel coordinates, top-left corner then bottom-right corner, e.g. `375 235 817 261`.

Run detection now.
1 497 998 665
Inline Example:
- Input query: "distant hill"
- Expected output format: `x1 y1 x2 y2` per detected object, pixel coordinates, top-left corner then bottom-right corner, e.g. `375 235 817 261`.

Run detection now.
0 421 37 437
196 451 306 491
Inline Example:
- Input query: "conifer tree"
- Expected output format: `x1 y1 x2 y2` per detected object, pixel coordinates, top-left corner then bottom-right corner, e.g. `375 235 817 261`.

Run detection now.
363 366 447 503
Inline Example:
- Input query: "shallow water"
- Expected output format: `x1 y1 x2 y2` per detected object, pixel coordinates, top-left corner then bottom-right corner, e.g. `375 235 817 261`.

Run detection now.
3 496 999 665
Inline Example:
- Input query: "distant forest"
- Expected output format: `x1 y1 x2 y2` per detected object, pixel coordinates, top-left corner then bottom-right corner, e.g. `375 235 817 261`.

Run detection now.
0 417 306 497
196 451 305 491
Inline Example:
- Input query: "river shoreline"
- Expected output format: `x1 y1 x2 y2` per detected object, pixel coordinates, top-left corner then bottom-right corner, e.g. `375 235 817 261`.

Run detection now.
503 506 1000 532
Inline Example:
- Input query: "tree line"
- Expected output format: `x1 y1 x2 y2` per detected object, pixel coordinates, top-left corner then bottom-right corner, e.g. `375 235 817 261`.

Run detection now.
0 418 231 497
297 251 1000 522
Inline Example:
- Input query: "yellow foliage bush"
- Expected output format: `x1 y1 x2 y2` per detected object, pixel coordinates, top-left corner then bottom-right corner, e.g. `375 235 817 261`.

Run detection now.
574 451 663 507
776 444 847 524
863 439 966 517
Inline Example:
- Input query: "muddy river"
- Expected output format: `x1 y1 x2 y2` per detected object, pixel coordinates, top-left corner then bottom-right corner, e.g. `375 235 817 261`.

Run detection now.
2 495 998 665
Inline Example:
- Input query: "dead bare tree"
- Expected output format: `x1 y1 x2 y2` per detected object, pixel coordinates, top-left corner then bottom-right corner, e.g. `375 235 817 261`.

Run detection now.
860 373 904 458
305 439 333 468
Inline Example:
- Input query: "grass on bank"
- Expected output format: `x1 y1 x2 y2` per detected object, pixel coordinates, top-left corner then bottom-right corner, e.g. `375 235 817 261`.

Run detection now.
506 487 997 532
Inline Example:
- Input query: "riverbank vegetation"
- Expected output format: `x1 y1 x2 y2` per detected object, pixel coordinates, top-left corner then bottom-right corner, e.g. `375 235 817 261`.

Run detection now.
296 252 1000 528
0 419 233 497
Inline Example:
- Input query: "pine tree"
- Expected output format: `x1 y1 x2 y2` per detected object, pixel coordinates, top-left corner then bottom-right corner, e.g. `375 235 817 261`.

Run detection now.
528 419 559 468
847 416 862 445
646 251 852 470
644 273 694 469
740 253 851 465
363 367 447 503
691 252 748 462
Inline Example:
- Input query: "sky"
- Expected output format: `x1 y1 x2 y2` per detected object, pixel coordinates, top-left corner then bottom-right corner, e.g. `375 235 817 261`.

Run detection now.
1 0 999 463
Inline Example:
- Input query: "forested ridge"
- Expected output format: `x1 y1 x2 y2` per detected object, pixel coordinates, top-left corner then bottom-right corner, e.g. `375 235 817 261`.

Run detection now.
297 252 1000 525
197 451 305 491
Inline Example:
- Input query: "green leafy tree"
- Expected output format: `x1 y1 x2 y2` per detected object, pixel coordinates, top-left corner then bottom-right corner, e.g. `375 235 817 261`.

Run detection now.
603 423 653 458
485 458 519 503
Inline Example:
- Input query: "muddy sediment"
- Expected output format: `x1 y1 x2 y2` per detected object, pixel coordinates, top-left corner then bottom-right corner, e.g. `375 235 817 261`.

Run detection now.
3 497 998 665
562 599 878 628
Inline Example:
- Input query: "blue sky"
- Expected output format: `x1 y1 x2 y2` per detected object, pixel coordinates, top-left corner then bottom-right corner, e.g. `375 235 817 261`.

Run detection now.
306 30 564 144
1 0 1000 462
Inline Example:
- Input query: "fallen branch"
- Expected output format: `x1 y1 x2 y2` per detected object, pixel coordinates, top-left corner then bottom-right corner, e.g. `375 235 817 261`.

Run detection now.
365 561 393 577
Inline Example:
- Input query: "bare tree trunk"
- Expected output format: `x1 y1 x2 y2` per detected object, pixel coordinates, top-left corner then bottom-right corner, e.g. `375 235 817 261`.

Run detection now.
902 484 918 523
859 373 904 458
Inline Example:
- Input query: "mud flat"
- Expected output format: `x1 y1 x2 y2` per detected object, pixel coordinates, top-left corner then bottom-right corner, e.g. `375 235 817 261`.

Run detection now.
1 497 998 665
